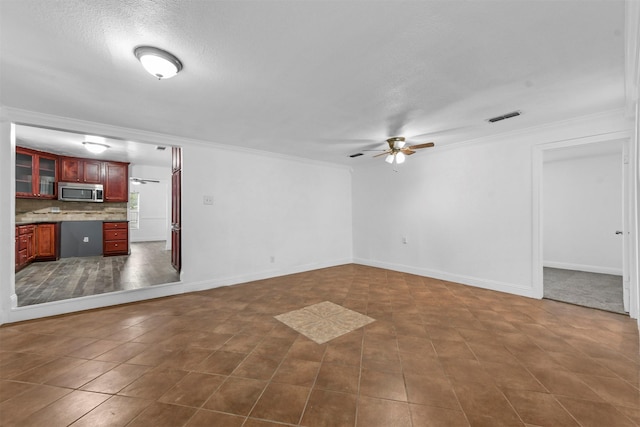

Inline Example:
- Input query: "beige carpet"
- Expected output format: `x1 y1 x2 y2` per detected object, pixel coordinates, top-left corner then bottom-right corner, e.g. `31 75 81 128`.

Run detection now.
275 301 375 344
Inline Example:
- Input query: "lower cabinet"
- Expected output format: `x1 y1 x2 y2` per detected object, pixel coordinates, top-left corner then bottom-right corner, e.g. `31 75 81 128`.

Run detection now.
16 224 35 271
103 221 129 256
35 223 59 261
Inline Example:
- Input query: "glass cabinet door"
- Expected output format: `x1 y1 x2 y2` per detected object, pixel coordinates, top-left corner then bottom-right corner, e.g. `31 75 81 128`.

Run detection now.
15 151 34 196
38 156 56 197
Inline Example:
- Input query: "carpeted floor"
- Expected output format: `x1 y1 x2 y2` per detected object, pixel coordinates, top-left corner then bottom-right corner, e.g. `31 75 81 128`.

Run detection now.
543 267 625 314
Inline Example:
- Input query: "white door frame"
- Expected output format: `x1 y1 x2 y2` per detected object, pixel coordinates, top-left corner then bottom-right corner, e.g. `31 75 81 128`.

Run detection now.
532 131 636 318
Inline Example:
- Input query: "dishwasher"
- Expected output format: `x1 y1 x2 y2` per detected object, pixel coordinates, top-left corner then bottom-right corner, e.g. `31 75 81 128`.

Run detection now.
60 221 103 258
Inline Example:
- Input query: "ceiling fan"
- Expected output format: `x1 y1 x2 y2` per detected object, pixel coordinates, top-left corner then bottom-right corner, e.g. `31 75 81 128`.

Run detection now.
371 137 435 164
130 177 160 185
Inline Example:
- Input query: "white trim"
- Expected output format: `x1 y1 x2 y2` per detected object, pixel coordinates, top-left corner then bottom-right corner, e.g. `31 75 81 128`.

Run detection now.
625 0 640 114
353 258 536 299
543 262 623 276
532 131 636 319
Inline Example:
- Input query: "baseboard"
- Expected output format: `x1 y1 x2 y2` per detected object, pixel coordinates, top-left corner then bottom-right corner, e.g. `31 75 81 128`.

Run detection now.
353 258 537 299
543 261 623 276
183 258 354 293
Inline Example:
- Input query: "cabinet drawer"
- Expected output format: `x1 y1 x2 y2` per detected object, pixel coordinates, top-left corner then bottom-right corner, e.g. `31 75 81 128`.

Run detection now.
104 240 127 254
18 249 28 264
18 225 35 235
103 221 128 230
18 236 29 250
104 229 128 241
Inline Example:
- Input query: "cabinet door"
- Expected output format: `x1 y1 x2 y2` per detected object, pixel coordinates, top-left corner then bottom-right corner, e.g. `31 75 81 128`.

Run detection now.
60 157 81 182
83 160 103 184
36 154 57 198
15 149 35 197
104 162 128 202
35 224 57 259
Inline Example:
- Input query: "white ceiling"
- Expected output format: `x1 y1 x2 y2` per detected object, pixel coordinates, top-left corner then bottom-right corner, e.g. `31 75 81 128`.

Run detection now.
0 0 627 166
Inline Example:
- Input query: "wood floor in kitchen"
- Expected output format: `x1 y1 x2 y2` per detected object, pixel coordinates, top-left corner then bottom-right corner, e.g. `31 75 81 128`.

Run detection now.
1 264 638 426
15 241 180 307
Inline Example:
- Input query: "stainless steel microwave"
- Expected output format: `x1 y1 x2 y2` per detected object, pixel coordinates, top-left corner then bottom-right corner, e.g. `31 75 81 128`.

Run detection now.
58 182 104 202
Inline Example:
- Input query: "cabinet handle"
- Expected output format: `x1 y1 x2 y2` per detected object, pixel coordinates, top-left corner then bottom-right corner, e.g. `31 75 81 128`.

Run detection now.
114 244 118 247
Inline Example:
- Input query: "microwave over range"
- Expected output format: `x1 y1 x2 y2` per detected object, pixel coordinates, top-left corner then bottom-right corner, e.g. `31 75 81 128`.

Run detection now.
58 182 104 203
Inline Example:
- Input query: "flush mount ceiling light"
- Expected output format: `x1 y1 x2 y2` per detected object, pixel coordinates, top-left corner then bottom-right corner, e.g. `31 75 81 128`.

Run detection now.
83 141 110 154
134 46 183 80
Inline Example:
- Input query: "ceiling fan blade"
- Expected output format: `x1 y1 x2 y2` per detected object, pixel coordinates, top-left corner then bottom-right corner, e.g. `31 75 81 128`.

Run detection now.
373 150 391 158
400 148 416 155
408 142 435 150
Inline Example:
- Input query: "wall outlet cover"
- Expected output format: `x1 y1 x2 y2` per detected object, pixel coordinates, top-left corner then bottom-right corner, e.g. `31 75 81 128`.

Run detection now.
203 195 214 205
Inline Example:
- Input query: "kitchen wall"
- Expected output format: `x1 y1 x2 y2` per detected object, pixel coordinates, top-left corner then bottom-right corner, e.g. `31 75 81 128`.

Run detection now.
544 149 623 275
352 110 631 299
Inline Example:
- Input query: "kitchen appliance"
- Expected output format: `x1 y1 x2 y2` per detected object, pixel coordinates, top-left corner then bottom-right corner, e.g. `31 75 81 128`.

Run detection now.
58 182 104 202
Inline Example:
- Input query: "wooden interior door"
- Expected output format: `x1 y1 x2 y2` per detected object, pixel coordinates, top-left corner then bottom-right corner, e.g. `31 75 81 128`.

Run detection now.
171 147 182 272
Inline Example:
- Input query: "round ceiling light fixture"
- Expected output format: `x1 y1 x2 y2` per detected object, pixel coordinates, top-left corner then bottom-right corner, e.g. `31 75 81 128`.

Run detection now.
83 141 110 154
134 46 183 80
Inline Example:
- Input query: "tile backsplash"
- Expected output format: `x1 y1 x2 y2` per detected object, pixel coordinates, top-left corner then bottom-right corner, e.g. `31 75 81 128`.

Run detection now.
16 199 127 223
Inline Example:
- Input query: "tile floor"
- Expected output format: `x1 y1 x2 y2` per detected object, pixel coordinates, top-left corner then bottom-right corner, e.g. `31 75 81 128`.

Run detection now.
1 264 638 426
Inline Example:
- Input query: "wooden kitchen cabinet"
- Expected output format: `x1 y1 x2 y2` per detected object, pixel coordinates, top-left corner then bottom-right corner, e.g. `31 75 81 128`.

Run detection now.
35 223 59 261
103 221 129 256
104 162 129 202
59 157 102 184
15 147 58 199
16 224 35 270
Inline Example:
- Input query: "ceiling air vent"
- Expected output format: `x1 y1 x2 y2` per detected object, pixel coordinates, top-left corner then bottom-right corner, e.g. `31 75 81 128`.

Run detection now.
349 153 364 158
156 146 167 150
488 111 521 123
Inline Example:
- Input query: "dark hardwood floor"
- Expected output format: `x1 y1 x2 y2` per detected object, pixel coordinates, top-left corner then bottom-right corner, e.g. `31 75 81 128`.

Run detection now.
15 241 180 307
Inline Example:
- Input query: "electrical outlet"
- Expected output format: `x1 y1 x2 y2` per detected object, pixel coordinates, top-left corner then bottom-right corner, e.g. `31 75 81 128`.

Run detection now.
203 195 214 205
402 236 408 244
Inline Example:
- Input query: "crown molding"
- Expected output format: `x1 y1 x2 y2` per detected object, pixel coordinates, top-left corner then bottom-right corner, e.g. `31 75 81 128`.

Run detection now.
0 106 351 171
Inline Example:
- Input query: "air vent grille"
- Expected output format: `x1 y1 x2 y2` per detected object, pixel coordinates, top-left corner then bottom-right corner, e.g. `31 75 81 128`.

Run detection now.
156 146 167 150
488 111 521 123
349 153 363 158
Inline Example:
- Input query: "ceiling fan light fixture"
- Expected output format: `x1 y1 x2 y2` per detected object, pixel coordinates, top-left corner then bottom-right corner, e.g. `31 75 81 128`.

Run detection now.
385 154 395 164
83 141 110 154
134 46 183 80
395 151 406 164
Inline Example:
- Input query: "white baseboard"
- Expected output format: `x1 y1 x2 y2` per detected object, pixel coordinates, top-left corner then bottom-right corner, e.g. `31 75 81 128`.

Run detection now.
353 258 537 299
543 261 623 276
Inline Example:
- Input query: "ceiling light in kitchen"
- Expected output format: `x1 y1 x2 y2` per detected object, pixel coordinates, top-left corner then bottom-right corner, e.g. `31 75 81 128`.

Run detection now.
134 46 183 80
83 141 110 154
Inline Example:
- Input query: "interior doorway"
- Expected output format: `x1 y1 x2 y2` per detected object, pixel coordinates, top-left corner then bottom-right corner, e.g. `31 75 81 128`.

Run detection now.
540 138 628 314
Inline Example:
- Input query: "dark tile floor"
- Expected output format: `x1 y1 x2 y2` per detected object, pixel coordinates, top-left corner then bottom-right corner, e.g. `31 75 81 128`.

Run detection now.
15 241 180 307
1 264 638 426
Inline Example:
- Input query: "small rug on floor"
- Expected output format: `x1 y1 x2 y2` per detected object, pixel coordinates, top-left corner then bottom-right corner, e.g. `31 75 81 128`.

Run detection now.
275 301 375 344
544 267 626 314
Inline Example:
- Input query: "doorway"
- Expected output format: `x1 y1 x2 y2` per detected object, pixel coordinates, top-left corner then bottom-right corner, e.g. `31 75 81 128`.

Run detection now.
536 137 629 314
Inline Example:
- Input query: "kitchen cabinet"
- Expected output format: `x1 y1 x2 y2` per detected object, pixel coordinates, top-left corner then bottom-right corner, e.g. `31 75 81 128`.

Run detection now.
103 221 129 256
35 223 59 261
15 147 58 199
104 162 129 202
16 224 35 270
59 157 102 184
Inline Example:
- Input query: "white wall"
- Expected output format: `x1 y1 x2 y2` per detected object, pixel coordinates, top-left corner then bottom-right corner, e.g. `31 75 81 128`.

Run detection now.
352 111 632 299
0 109 353 323
129 164 171 243
181 145 353 287
543 151 623 274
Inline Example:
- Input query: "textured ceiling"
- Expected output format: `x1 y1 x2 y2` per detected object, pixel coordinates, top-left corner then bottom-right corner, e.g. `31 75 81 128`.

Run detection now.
0 0 626 165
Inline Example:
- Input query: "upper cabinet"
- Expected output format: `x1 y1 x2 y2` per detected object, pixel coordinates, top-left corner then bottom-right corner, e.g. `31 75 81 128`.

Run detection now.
15 147 58 199
59 157 102 184
104 161 129 202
